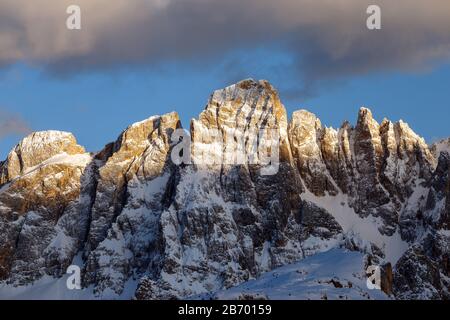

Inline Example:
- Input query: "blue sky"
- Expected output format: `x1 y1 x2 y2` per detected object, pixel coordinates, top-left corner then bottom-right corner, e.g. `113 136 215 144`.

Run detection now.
1 56 449 159
1 1 450 159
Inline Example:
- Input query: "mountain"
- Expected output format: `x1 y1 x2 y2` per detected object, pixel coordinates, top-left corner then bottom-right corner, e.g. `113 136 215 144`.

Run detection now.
0 79 448 300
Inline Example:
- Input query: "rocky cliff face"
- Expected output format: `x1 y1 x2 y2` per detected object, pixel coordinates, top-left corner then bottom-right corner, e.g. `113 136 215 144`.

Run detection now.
0 79 448 300
81 113 181 295
0 131 93 283
290 108 435 238
135 80 340 299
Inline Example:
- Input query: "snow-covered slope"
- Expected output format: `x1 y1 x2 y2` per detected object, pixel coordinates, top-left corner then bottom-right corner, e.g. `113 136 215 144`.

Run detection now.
301 190 409 264
203 249 388 300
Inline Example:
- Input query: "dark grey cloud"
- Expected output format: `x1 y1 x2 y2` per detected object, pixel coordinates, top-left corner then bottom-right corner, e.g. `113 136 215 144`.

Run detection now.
1 0 450 93
0 109 32 139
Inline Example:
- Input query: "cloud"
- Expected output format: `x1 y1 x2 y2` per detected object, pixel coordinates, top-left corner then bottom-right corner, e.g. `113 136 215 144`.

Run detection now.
1 0 450 91
0 109 32 139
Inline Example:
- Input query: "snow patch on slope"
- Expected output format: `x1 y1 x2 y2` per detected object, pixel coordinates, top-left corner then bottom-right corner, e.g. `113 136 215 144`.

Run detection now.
0 275 138 300
23 152 92 174
201 248 388 300
301 190 408 264
0 152 91 195
0 252 137 300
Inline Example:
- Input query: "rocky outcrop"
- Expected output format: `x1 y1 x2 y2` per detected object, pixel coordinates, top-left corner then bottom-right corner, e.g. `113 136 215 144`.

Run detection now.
424 152 450 230
446 177 450 229
83 113 181 295
0 79 448 300
0 131 85 183
288 110 337 196
0 161 7 186
288 108 435 237
135 80 332 299
431 138 450 160
86 113 180 251
393 148 450 300
394 232 449 299
0 131 93 283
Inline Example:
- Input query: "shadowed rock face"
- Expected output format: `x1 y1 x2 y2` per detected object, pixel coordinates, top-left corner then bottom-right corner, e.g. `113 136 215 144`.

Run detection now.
0 79 448 299
425 152 450 230
394 232 450 299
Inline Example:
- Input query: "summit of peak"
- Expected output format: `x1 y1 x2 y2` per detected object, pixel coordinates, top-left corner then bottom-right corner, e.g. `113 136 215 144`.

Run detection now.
128 112 180 130
19 130 77 146
197 79 287 131
209 79 280 107
1 130 86 182
431 137 450 158
356 107 380 133
380 118 392 126
112 111 181 158
16 130 84 153
292 109 317 118
291 109 322 129
358 107 375 121
234 78 274 90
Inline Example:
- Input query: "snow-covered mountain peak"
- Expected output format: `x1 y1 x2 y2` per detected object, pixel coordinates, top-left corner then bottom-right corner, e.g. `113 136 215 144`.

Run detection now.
0 130 86 184
0 80 448 300
291 110 322 131
115 112 180 156
357 107 377 124
192 78 292 169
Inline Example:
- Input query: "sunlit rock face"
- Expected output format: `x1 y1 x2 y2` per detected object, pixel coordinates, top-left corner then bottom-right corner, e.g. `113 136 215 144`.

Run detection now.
0 131 86 184
288 107 435 237
0 79 448 300
136 80 312 299
288 110 337 197
348 110 435 236
83 112 181 295
85 113 180 252
0 131 93 283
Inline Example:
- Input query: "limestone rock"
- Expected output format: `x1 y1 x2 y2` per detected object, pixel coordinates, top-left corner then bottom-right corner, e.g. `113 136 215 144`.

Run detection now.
0 131 93 284
83 112 181 295
288 110 337 196
394 232 449 299
0 131 85 183
135 80 313 299
0 79 448 300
